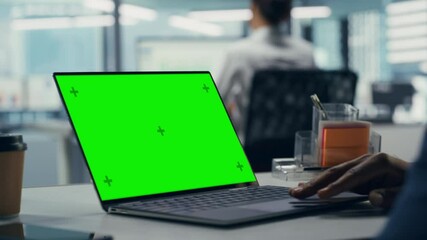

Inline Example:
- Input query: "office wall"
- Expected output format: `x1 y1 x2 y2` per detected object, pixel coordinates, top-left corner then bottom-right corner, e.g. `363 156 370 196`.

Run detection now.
24 28 103 74
122 13 244 71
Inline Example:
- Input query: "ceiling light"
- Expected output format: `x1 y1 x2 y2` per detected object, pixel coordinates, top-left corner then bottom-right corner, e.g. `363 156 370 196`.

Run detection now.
388 50 427 64
291 6 331 19
386 0 427 15
119 4 157 21
84 0 157 21
84 0 115 13
11 15 114 30
11 17 73 30
188 6 331 22
188 9 252 22
387 38 427 51
387 12 427 27
168 16 223 36
387 25 427 39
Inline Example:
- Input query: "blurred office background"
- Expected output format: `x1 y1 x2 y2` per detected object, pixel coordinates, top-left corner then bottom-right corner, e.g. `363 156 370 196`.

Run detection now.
0 0 426 186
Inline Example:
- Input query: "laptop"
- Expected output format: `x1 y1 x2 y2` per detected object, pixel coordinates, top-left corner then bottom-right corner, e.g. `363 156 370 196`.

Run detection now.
53 72 366 226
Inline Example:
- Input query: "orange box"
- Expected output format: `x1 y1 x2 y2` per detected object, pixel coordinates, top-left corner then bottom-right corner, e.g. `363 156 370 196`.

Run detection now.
320 121 370 167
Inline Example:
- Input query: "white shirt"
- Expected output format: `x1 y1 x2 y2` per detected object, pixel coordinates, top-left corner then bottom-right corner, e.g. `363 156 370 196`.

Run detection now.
217 26 316 140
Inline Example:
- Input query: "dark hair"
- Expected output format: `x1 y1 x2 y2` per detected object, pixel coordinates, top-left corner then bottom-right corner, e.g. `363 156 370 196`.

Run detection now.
253 0 292 25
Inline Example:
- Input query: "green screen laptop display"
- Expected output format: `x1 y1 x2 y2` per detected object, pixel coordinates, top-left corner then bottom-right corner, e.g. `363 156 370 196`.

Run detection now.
55 73 256 201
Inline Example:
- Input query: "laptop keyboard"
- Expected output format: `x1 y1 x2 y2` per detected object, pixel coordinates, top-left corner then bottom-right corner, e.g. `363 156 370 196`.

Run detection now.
118 186 290 214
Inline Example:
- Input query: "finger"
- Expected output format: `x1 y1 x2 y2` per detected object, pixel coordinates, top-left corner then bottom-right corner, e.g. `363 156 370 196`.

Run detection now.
288 182 307 195
290 154 371 198
317 153 390 198
369 187 401 209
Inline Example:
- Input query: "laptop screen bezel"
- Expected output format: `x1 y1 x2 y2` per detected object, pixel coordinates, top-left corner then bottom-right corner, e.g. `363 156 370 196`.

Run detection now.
53 71 259 210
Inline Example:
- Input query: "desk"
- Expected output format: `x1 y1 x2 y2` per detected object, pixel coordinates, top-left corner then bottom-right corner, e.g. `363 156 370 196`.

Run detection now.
1 174 387 240
373 123 425 162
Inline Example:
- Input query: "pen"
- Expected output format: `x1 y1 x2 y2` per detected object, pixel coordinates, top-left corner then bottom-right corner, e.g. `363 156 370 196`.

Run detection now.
310 94 328 120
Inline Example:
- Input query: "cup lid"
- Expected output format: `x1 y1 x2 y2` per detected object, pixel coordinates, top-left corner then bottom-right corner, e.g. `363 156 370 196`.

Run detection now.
0 134 27 152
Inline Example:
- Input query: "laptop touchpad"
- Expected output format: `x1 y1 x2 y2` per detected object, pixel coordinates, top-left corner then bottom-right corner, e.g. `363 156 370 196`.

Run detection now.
237 199 295 212
189 208 269 221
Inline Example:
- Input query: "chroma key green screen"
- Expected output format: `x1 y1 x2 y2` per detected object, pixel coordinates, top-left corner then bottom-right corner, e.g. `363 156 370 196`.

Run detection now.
54 73 256 201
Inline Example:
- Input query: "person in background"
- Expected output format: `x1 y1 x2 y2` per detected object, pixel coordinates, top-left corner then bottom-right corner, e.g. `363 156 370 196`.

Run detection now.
217 0 316 140
290 127 427 239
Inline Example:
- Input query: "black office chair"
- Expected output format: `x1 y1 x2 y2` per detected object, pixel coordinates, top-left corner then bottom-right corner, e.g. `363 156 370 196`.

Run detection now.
243 70 358 172
371 81 415 123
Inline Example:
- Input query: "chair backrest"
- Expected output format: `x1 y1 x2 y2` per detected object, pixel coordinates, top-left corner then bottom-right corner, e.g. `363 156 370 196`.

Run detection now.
244 70 358 172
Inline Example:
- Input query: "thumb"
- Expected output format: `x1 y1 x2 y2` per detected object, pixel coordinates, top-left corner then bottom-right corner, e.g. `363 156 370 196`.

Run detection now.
369 187 401 209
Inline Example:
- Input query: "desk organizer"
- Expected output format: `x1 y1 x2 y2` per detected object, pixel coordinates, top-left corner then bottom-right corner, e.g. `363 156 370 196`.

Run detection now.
272 104 381 181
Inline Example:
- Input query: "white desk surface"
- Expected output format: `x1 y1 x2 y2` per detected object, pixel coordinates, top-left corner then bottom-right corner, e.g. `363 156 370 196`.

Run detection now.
1 173 387 240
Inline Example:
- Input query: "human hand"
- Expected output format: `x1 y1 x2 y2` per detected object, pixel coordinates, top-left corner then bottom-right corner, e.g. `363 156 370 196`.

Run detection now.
289 153 409 208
